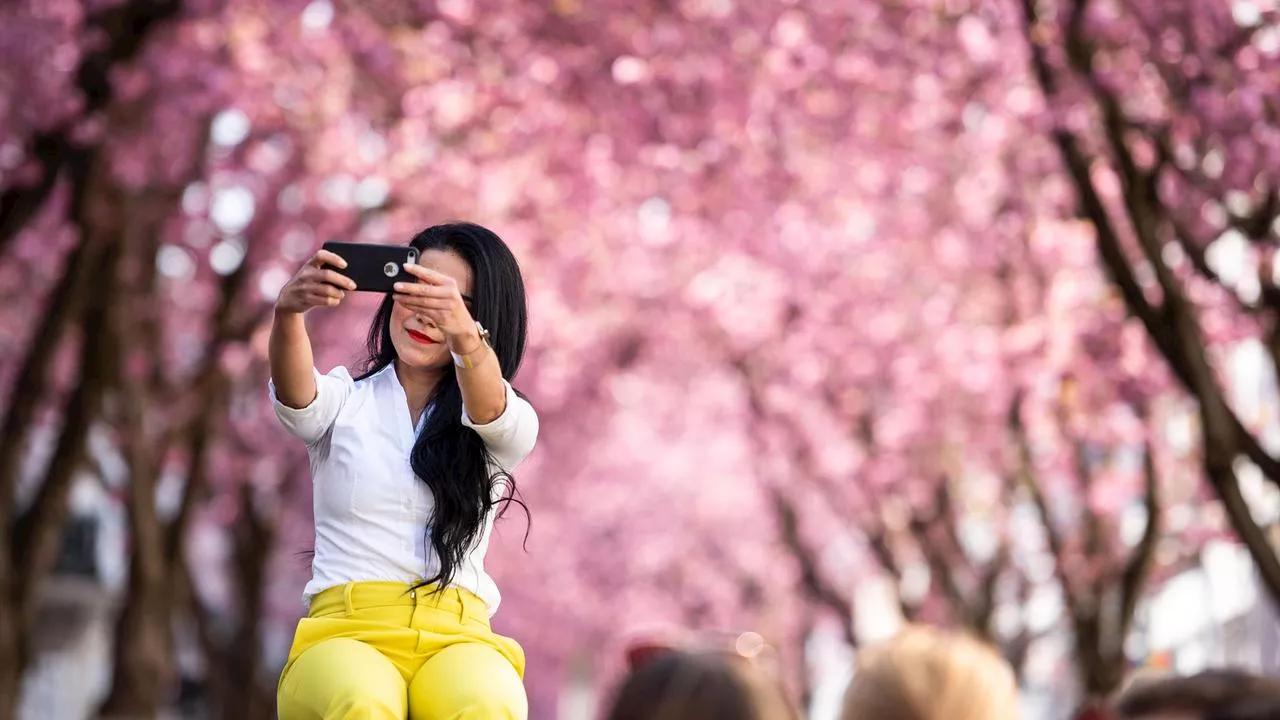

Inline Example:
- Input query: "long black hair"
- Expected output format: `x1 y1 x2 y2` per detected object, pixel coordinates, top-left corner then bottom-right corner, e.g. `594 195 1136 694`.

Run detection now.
355 222 530 594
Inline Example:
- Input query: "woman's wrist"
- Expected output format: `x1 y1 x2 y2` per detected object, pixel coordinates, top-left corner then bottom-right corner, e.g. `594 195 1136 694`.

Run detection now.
274 302 306 319
446 327 483 356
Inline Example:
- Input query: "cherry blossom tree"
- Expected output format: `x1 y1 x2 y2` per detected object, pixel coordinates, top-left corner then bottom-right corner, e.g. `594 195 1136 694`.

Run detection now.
1016 0 1280 602
0 2 204 713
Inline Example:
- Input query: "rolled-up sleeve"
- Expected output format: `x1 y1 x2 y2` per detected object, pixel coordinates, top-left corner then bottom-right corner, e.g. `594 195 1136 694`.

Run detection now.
462 380 539 471
268 366 354 446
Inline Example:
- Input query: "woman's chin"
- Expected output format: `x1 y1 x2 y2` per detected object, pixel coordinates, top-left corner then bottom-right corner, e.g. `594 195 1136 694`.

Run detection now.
393 343 446 370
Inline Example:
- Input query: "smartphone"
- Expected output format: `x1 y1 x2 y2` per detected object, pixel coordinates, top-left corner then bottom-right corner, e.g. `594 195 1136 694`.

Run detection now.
320 241 419 293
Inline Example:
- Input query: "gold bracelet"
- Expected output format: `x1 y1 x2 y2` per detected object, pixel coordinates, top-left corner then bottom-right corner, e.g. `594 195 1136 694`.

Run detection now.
451 344 487 369
450 321 492 369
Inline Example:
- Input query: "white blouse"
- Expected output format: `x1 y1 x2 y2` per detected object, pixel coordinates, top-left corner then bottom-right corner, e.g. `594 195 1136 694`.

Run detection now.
268 363 539 616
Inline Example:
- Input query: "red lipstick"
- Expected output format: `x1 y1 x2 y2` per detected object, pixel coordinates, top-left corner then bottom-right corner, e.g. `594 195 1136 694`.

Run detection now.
407 329 437 345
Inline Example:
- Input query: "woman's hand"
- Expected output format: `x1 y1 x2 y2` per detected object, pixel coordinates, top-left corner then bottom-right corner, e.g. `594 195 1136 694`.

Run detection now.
276 249 358 315
393 265 482 352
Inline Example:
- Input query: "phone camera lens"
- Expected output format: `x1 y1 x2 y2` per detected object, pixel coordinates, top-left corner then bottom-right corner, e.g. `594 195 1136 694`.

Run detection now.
383 262 398 277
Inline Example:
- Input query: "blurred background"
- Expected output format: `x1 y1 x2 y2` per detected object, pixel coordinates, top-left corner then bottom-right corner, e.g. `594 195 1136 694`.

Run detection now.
2 0 1280 718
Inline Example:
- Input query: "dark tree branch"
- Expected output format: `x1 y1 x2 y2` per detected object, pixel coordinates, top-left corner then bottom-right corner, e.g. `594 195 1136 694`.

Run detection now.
1117 436 1160 645
163 299 242 561
861 525 919 621
769 487 858 647
1065 424 1111 612
1009 395 1083 622
0 233 99 508
1019 0 1188 377
1202 417 1280 603
908 480 978 626
974 539 1011 635
724 340 866 645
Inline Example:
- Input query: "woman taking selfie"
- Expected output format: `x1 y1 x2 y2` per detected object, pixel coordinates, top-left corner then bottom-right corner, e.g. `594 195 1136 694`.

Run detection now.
269 223 537 720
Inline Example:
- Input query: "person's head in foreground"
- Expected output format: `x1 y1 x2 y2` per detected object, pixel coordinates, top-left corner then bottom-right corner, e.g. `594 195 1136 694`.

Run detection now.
1111 668 1280 720
840 624 1018 720
603 648 797 720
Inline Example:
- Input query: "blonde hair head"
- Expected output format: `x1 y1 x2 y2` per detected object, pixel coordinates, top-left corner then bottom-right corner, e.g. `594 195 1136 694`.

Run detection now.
841 625 1019 720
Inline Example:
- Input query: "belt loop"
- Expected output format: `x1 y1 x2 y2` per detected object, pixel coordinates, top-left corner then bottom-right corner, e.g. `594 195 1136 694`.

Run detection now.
342 583 355 615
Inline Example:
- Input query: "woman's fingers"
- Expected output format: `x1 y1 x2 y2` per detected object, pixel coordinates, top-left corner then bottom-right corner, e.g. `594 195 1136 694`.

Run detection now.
392 289 451 304
393 294 452 312
303 280 345 301
295 273 343 297
298 265 353 290
302 290 341 307
317 268 357 291
312 249 347 269
277 254 350 312
402 264 450 284
315 286 345 301
392 281 452 297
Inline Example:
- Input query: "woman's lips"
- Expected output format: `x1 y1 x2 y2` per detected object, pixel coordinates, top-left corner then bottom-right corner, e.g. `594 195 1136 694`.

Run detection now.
407 329 437 345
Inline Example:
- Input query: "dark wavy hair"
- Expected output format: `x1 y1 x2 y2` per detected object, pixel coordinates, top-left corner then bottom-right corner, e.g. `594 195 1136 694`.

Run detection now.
354 222 530 594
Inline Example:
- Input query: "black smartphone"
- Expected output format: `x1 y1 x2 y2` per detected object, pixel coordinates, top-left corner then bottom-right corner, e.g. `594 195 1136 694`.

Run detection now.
320 241 419 293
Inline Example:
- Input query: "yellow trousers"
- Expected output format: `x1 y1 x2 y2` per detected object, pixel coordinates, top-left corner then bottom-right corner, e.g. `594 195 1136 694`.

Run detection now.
277 582 527 720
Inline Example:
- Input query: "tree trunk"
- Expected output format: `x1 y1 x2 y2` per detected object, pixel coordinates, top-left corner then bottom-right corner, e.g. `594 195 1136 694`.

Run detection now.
1071 614 1127 714
222 483 275 720
97 564 173 719
98 251 252 717
176 481 278 720
97 405 172 718
0 598 21 720
96 186 182 718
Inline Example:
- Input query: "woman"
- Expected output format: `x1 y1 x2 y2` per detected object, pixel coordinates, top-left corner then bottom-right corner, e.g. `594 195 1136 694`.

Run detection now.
839 625 1018 720
269 223 538 720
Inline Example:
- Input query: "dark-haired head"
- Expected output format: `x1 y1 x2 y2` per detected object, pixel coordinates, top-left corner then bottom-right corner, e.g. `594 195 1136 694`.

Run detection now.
604 650 797 720
1113 668 1280 720
357 222 530 594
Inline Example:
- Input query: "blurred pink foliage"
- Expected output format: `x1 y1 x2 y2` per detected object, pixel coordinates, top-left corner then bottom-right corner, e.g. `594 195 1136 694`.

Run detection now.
0 0 1269 714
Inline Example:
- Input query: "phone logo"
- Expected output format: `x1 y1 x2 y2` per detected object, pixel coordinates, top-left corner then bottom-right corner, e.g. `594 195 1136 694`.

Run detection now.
383 262 399 277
